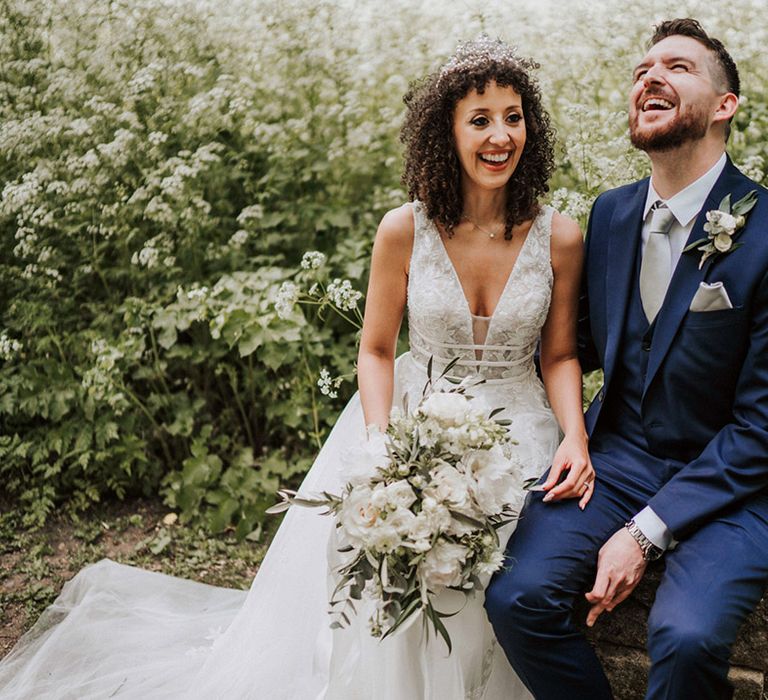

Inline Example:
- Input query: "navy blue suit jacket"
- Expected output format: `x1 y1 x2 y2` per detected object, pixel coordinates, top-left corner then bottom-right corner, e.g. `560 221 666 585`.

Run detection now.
580 157 768 538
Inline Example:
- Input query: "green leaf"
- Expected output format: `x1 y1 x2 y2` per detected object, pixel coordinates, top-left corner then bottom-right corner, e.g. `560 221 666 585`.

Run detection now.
718 193 732 212
732 190 759 216
683 237 709 253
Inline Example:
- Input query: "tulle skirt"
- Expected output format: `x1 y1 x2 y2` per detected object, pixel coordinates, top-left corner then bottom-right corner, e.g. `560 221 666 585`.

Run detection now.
0 353 558 699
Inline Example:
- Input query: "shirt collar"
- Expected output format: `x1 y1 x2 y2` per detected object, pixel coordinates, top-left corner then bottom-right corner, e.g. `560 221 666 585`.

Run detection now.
643 152 727 226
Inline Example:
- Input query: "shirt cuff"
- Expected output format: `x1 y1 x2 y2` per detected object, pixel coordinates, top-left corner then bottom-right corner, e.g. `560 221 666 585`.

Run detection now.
632 506 673 550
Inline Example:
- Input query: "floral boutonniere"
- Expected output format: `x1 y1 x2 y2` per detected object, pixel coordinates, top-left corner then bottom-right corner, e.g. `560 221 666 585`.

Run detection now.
684 190 758 269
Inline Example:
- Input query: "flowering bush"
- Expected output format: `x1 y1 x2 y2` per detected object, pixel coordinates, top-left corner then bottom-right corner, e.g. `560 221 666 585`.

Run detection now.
1 0 766 532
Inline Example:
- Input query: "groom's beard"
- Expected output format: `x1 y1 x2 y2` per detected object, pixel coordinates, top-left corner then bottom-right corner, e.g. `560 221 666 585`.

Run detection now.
629 104 709 152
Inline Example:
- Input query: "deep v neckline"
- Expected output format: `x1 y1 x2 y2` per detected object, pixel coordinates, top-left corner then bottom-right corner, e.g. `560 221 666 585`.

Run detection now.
433 215 538 329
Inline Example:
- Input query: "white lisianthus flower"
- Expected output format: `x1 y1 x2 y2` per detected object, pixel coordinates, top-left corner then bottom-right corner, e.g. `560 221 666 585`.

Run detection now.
367 522 401 553
463 444 518 515
420 540 469 589
417 392 471 427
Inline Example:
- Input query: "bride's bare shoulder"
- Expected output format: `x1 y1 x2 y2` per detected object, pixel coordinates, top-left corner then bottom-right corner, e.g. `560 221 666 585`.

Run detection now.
550 210 583 253
376 203 415 247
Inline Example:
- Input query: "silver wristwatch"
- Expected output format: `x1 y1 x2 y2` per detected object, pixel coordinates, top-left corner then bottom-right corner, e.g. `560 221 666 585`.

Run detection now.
625 519 664 561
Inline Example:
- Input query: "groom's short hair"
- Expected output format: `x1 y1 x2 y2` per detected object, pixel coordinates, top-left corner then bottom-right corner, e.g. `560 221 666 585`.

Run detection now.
649 19 740 98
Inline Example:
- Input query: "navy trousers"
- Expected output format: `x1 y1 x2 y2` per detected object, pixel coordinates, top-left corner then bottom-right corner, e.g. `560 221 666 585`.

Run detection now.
484 455 768 700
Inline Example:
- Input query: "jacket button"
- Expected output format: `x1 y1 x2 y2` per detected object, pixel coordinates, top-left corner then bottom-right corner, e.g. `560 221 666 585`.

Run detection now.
642 340 651 352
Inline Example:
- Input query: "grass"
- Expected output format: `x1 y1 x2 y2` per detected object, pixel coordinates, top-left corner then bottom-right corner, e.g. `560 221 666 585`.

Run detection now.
0 498 276 658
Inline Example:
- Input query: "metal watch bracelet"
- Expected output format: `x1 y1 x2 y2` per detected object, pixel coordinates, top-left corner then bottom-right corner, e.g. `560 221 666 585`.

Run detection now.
625 519 664 561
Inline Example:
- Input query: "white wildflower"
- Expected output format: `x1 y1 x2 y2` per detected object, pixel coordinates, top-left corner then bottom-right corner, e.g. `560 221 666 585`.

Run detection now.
236 204 264 225
0 333 22 361
148 131 168 146
317 367 342 398
131 246 159 269
326 278 362 311
300 251 326 270
229 230 249 249
275 281 299 319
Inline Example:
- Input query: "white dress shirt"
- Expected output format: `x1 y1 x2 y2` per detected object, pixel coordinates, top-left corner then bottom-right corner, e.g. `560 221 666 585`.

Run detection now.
632 152 727 550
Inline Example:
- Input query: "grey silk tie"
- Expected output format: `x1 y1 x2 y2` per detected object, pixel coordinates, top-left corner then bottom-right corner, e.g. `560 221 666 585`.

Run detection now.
639 203 676 322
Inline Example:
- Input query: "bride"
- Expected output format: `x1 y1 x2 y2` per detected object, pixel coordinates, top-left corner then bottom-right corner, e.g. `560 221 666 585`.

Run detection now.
0 37 593 699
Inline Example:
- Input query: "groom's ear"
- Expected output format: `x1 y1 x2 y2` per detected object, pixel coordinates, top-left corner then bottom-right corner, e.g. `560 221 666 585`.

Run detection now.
714 92 739 120
713 92 739 139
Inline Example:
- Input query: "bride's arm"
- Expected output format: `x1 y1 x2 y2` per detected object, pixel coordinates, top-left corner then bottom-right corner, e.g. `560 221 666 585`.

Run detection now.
357 205 414 432
538 212 594 508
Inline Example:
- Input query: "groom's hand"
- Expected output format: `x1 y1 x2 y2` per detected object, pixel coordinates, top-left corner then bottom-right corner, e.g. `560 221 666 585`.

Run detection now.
585 528 647 627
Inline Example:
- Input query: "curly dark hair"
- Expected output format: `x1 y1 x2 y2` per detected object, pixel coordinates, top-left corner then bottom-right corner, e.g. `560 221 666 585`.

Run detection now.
400 43 555 240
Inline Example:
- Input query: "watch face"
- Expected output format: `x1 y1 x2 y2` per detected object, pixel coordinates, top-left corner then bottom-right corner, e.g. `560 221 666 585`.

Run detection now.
646 546 663 561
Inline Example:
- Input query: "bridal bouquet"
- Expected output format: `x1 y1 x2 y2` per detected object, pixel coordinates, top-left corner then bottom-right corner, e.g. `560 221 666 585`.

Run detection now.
268 360 523 651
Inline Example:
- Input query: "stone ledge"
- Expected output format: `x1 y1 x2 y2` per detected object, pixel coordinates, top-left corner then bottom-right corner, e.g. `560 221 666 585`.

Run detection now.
594 643 765 700
576 562 767 698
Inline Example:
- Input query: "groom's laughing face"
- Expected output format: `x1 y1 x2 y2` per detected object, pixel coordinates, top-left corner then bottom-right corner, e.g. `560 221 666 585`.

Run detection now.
628 35 725 152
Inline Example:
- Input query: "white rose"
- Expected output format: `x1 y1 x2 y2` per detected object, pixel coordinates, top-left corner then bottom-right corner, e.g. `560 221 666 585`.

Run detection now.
420 540 469 589
714 232 734 252
408 512 436 542
386 480 417 509
386 506 416 535
339 485 380 545
426 462 473 511
424 502 452 533
417 392 471 427
463 445 519 515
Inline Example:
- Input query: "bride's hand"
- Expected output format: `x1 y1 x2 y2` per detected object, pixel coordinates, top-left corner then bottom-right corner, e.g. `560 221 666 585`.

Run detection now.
541 433 595 509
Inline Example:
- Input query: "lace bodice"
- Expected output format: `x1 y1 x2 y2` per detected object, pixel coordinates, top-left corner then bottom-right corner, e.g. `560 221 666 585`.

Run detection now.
407 200 554 383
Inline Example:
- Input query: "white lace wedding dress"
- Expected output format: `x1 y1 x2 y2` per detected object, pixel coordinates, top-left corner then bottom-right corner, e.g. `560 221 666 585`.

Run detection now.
0 202 560 700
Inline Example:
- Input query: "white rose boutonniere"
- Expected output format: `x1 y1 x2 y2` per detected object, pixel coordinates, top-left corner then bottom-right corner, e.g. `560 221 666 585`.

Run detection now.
684 190 758 269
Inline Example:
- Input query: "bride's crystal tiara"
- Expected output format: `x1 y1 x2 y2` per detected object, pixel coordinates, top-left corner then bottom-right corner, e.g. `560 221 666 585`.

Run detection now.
438 35 537 81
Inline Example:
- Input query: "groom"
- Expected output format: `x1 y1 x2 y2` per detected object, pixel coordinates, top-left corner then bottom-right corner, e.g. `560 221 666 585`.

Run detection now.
486 18 768 700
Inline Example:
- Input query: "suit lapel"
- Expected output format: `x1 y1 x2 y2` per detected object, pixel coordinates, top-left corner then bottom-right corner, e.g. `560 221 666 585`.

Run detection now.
643 158 750 393
603 181 648 388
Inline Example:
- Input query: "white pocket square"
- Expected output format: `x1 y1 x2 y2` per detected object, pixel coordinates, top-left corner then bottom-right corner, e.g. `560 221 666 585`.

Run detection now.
689 281 733 312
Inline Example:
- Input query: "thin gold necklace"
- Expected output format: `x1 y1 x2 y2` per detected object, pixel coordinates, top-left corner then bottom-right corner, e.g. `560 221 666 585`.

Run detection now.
461 215 505 239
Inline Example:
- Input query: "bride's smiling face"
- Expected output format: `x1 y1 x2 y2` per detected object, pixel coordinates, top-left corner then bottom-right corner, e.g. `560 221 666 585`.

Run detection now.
452 81 526 192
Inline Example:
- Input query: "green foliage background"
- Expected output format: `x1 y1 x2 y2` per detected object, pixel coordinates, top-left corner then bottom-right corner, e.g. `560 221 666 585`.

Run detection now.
1 0 766 535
